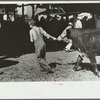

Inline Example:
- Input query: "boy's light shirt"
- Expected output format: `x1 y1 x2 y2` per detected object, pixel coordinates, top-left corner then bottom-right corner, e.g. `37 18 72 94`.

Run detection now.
29 26 55 42
30 29 37 41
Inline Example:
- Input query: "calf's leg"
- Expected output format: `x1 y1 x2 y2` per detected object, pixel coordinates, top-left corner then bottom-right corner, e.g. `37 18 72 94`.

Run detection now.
87 52 99 77
73 55 83 71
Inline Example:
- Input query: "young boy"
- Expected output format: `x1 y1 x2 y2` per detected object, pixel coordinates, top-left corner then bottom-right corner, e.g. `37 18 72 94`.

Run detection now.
29 19 56 73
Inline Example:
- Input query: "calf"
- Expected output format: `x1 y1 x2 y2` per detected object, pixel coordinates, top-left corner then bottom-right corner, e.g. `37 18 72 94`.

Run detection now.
69 28 100 76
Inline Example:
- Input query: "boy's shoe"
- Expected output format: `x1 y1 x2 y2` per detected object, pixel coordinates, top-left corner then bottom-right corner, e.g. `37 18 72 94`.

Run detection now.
40 67 48 72
40 67 54 74
47 68 54 74
40 69 48 72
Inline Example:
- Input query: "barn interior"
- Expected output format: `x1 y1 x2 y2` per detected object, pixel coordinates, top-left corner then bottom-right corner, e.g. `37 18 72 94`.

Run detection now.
0 3 100 57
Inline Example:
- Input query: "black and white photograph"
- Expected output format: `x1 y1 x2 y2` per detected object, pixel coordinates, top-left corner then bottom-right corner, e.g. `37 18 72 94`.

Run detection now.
0 1 100 81
1 0 100 99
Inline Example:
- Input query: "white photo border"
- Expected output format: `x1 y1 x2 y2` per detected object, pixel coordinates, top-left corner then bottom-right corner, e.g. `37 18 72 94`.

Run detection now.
0 0 100 99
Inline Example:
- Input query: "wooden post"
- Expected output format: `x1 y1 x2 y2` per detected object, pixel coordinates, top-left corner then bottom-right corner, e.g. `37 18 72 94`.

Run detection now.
22 4 24 21
47 4 50 22
31 4 34 18
6 8 9 21
66 4 69 25
14 8 16 21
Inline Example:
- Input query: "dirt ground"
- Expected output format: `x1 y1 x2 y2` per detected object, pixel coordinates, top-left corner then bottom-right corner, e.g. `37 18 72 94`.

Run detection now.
0 50 100 81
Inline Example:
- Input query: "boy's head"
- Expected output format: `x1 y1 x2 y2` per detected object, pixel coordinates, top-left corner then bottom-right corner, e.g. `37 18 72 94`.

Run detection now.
29 19 36 28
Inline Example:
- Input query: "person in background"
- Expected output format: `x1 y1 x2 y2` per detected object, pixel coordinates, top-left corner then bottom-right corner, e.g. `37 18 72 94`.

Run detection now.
29 19 56 73
73 14 82 28
74 18 82 28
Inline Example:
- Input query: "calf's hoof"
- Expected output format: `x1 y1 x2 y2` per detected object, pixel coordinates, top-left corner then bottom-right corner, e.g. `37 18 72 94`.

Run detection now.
94 71 100 77
73 66 82 71
73 66 78 71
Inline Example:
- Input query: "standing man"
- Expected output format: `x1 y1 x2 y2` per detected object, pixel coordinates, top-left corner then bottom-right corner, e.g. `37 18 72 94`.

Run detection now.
74 18 82 28
57 22 73 51
29 19 56 73
73 14 82 28
57 14 82 51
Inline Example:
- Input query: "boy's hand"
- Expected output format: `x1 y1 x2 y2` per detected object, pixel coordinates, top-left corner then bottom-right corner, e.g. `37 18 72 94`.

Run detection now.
57 36 62 41
30 39 33 42
52 37 57 40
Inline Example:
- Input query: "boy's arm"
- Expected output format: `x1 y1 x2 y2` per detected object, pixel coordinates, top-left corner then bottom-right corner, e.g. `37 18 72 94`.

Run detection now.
40 28 56 40
29 30 35 42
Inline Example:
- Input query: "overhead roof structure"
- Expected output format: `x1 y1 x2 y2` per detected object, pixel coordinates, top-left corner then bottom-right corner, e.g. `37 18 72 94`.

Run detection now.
57 3 100 15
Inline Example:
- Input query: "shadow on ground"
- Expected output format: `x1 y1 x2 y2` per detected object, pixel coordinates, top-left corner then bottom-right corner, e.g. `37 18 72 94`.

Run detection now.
49 62 62 68
68 62 100 73
0 59 19 68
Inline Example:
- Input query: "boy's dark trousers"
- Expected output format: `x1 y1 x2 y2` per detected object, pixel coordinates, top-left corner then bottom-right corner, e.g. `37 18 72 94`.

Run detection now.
35 44 51 71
